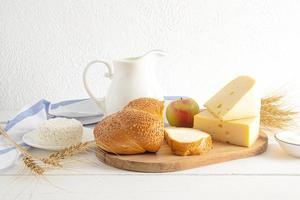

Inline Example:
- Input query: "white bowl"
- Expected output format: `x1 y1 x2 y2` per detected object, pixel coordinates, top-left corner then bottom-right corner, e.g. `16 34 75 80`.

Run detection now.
275 132 300 158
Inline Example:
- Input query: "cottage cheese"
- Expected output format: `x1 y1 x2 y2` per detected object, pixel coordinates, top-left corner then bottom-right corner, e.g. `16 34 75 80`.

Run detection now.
37 118 83 146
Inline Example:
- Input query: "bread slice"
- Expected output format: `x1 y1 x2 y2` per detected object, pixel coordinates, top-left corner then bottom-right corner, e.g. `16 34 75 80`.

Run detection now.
165 127 213 156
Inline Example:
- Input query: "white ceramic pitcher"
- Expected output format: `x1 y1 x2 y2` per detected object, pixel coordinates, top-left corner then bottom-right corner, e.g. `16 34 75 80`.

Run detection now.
83 50 166 115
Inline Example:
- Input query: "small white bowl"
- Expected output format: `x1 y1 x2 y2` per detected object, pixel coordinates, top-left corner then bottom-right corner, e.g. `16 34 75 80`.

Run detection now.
275 131 300 158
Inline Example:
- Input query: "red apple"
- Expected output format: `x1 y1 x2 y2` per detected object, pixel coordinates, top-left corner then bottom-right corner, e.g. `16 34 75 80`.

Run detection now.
166 98 200 127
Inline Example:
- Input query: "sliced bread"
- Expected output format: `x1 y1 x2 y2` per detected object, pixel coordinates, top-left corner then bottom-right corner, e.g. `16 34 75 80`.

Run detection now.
165 127 212 156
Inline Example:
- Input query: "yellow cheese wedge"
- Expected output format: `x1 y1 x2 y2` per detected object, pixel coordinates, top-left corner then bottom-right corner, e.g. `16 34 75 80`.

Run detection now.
193 110 260 147
204 76 261 121
165 127 212 156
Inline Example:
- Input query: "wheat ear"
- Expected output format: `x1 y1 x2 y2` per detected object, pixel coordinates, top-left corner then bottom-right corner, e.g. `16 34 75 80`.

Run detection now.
260 95 298 133
23 156 45 175
41 141 94 167
0 126 45 175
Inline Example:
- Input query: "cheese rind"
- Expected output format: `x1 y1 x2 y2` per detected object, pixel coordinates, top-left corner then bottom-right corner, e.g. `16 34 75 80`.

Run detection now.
204 76 261 121
193 110 260 147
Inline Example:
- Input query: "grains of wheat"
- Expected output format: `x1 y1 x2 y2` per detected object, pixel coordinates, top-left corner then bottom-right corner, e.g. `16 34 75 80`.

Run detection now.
23 156 44 175
41 141 92 167
261 96 282 105
260 95 298 133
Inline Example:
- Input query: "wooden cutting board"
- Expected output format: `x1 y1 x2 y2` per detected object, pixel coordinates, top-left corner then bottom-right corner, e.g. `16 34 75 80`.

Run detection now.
96 133 268 173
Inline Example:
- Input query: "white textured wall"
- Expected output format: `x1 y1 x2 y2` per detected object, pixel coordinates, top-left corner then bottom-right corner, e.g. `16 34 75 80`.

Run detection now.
1 0 300 110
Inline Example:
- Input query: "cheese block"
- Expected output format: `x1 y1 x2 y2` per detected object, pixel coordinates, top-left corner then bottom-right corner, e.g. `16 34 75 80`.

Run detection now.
204 76 261 121
193 110 260 147
165 127 212 156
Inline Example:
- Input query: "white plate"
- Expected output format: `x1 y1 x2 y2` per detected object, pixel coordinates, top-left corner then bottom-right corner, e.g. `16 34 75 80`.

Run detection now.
73 115 103 125
22 127 94 151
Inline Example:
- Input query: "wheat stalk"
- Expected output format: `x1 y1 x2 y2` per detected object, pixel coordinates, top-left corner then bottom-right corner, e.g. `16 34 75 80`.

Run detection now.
41 141 94 167
260 95 298 133
0 126 45 175
0 126 31 157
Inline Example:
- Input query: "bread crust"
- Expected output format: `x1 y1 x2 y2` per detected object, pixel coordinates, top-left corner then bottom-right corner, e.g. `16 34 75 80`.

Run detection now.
165 129 213 156
94 98 165 154
124 98 164 119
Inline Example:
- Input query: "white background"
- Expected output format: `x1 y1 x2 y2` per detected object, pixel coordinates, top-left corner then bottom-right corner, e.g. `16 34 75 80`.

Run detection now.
1 0 300 110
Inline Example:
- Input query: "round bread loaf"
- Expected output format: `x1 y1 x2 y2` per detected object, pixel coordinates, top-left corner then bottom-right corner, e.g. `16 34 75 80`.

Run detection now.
93 98 165 154
37 118 83 146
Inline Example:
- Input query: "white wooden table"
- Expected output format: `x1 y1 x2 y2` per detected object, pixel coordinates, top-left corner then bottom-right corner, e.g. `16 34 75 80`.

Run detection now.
1 111 300 200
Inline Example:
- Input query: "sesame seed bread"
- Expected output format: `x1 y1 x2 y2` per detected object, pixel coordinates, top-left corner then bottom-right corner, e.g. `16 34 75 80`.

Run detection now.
93 98 165 154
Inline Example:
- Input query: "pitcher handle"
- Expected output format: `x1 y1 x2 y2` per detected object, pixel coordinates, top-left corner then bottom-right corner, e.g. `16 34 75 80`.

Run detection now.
83 60 113 113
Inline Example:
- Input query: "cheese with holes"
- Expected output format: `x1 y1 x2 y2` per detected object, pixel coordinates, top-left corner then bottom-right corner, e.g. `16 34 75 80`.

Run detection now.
204 76 261 121
193 110 260 147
